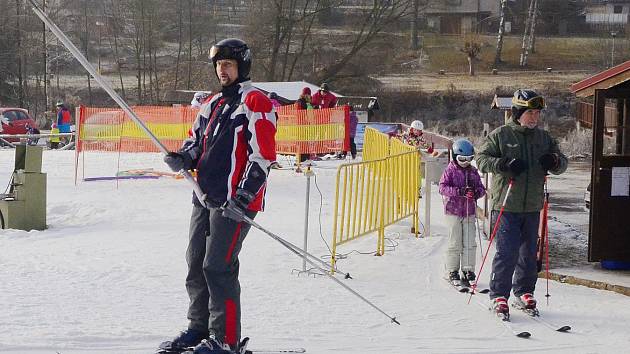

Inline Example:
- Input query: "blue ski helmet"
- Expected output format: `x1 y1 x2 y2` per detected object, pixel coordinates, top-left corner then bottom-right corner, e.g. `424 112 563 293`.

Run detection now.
452 138 474 162
209 38 252 82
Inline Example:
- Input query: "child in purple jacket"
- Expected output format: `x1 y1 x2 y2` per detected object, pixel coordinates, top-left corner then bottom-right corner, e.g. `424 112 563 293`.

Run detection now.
439 139 486 287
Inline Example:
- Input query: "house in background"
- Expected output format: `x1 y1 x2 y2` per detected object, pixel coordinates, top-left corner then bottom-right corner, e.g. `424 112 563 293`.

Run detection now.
424 0 502 34
584 0 630 30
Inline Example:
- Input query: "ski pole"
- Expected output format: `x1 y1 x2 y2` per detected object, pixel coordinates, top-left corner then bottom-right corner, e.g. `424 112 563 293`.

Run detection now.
238 212 400 325
474 211 484 264
465 173 469 275
468 179 514 304
27 0 208 207
543 177 551 304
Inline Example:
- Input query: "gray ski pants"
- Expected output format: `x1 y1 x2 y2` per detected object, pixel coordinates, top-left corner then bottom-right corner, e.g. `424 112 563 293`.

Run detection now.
444 215 477 273
185 204 257 348
489 211 540 300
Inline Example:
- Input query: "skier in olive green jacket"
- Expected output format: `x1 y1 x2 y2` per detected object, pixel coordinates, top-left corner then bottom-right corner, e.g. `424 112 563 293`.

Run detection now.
476 89 567 317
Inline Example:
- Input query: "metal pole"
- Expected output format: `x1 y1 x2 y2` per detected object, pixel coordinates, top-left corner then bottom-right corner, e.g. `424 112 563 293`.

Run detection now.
303 166 313 272
27 0 207 207
241 213 400 325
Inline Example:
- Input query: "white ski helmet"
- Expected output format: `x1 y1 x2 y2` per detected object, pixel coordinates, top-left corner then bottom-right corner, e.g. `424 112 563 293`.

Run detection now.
411 120 424 131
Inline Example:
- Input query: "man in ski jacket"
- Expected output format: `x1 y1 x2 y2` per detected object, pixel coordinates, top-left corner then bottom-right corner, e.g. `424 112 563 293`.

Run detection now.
476 89 567 317
160 38 277 354
311 82 337 109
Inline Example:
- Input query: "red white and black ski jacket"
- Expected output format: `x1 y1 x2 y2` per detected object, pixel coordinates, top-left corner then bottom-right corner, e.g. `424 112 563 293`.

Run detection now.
179 81 277 211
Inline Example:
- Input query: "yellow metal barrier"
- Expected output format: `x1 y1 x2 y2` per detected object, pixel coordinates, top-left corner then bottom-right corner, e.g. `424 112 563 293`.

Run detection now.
331 128 421 272
362 127 390 161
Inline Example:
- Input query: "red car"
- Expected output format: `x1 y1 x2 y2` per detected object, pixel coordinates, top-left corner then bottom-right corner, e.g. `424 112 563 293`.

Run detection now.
0 107 39 142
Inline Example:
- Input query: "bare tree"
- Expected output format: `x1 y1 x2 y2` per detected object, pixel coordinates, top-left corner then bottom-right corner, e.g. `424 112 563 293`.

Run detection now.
528 0 539 54
81 0 93 104
410 0 420 50
246 0 331 82
461 37 482 76
108 0 126 99
519 0 535 67
174 0 184 90
493 0 507 67
315 0 413 83
16 0 25 106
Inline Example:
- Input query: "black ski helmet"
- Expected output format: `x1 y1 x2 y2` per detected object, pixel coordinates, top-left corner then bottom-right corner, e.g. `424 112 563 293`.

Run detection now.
209 38 251 82
452 138 474 162
511 89 545 122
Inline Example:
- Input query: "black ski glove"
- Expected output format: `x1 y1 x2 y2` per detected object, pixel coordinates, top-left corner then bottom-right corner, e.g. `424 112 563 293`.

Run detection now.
222 189 255 222
164 152 192 172
539 153 558 171
498 157 527 176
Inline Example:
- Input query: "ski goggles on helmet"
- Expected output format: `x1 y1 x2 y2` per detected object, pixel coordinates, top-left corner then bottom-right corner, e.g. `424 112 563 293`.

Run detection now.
456 155 474 163
512 96 545 110
209 45 248 62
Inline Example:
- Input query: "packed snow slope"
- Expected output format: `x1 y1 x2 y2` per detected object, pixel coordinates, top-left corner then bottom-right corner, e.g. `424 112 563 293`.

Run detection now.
1 150 629 354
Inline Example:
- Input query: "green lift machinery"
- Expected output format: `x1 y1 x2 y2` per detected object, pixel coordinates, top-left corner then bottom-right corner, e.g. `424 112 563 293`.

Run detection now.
0 145 47 230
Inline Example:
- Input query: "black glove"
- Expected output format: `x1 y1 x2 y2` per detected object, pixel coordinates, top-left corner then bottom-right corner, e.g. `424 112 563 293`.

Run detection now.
539 153 558 171
163 152 192 172
499 158 527 176
222 189 255 222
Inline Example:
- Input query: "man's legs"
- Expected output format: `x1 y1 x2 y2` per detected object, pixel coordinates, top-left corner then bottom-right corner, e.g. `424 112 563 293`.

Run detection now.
186 205 211 333
350 137 357 159
204 207 257 349
512 212 540 297
489 212 522 299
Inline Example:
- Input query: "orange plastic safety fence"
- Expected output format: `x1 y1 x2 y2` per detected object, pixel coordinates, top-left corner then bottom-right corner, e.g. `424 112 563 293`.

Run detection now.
77 105 198 153
276 105 349 155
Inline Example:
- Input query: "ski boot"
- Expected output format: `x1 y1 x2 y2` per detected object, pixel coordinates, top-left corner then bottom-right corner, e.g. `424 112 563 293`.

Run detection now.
492 297 510 320
190 336 234 354
513 293 539 316
449 270 461 284
460 270 475 287
157 329 209 353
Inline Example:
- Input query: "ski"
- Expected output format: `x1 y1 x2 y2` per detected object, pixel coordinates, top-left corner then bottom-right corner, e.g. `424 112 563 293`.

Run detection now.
246 348 306 353
493 312 532 338
172 346 306 354
474 299 531 338
511 303 571 332
446 278 469 293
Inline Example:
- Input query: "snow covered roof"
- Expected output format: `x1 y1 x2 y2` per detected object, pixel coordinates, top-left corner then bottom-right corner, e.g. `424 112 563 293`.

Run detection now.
251 81 343 101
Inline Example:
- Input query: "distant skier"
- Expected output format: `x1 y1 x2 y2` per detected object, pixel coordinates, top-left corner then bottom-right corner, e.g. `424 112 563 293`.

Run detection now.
55 101 72 144
438 138 485 288
476 89 567 317
311 82 337 109
160 38 277 354
399 120 434 154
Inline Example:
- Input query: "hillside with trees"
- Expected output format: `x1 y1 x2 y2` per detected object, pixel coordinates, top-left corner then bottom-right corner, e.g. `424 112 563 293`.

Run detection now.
0 0 621 138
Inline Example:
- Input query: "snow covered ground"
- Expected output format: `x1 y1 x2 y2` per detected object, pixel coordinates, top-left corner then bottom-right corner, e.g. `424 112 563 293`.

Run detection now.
2 150 630 354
